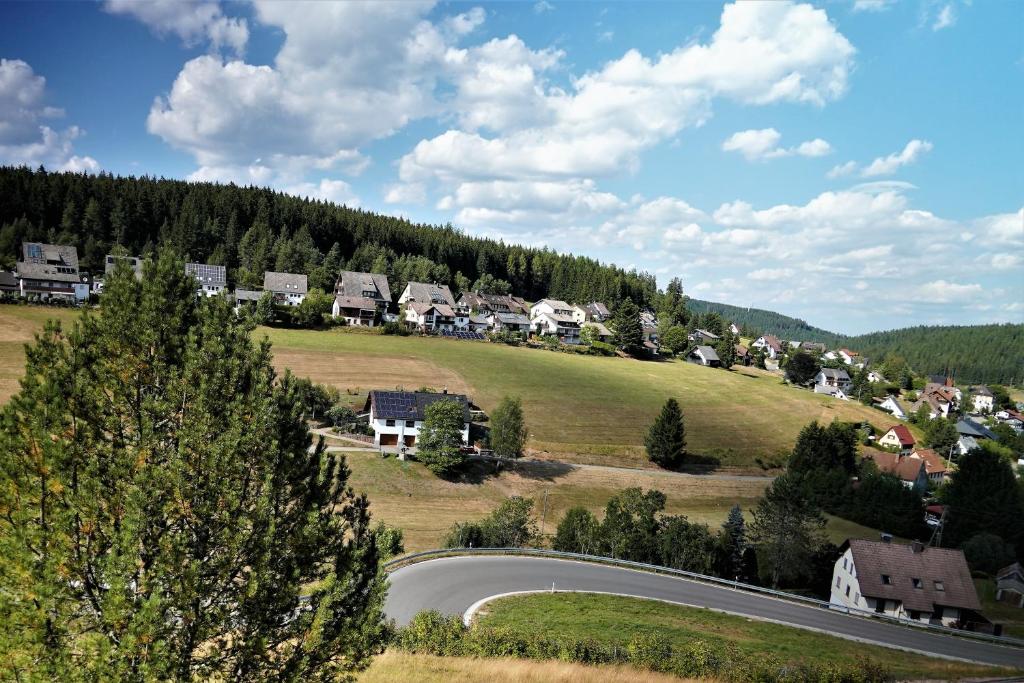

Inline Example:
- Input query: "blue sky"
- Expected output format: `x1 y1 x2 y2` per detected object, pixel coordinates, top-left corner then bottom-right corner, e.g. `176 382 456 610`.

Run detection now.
1 0 1021 334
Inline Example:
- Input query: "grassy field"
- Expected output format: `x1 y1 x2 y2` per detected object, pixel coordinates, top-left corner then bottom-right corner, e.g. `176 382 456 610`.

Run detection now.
475 593 1018 681
359 650 690 683
0 305 910 471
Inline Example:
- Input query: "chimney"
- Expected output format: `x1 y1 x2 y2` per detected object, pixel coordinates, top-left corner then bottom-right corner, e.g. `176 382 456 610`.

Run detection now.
880 533 893 544
912 541 925 554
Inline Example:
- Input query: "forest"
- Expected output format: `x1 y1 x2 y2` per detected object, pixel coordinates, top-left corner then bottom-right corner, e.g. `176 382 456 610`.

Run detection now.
0 167 1020 385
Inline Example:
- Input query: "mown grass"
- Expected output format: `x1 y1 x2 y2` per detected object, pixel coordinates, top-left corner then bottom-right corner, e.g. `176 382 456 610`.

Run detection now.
475 593 1019 681
358 650 691 683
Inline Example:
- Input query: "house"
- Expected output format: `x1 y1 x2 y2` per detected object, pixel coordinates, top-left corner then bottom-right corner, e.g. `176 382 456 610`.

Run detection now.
862 448 928 491
735 344 752 366
640 310 659 347
997 409 1024 431
728 322 740 335
364 389 470 448
334 271 391 323
488 311 531 334
690 328 720 344
405 302 457 332
264 271 307 306
867 371 887 384
16 242 88 302
801 341 827 353
690 345 721 367
586 302 612 322
582 320 614 343
955 418 998 441
909 448 949 484
186 263 227 297
530 299 581 343
465 314 490 333
400 281 456 308
0 271 19 296
752 335 784 359
830 538 982 626
875 395 909 420
956 435 979 457
910 384 956 420
995 562 1024 608
969 386 994 414
837 349 860 365
814 384 849 401
233 289 262 311
456 291 529 316
104 254 144 282
924 382 960 406
878 425 916 454
815 368 852 391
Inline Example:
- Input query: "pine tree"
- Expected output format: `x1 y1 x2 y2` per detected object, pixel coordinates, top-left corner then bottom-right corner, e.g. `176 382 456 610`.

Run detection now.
612 298 643 354
489 395 527 460
645 398 686 469
417 399 467 477
749 473 826 588
0 252 388 680
720 505 748 579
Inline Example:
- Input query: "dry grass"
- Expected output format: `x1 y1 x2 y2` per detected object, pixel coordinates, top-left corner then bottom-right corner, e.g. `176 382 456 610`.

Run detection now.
358 650 697 683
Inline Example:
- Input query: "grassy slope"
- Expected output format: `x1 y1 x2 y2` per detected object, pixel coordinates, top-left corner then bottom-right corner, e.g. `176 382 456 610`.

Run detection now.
476 593 1018 681
359 650 690 683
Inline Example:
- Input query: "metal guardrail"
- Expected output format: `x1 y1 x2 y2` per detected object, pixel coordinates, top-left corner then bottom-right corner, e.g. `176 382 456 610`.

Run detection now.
385 547 1024 649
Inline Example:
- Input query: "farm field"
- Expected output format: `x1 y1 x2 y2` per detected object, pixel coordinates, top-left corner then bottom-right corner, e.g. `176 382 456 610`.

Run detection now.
475 593 1019 681
0 305 910 472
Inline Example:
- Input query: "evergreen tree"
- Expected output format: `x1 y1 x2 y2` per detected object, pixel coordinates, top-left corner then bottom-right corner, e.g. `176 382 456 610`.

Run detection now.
0 252 387 680
715 328 737 369
489 395 527 460
788 420 858 476
719 505 748 579
417 399 467 477
644 398 686 469
749 473 826 588
923 417 959 452
611 298 644 354
941 448 1024 551
785 351 819 385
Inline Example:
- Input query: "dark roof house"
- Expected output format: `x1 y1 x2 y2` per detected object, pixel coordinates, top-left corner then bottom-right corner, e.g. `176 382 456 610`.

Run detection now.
264 271 308 295
336 271 391 304
364 390 470 423
17 242 80 282
185 263 226 288
402 281 456 307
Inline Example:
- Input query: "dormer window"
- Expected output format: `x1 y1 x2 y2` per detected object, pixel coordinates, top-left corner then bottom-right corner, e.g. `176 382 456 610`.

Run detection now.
911 578 923 589
881 574 891 585
934 581 944 591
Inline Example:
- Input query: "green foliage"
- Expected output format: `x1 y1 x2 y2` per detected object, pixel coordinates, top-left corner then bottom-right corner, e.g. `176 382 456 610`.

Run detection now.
417 399 467 477
962 533 1017 574
380 320 410 336
788 420 858 476
719 505 748 580
0 250 387 680
644 398 687 469
372 522 405 562
941 448 1024 552
922 417 958 452
289 375 340 421
470 272 512 295
600 488 667 563
326 404 359 429
489 395 527 459
253 289 275 325
658 516 719 574
990 384 1014 411
785 351 820 385
293 286 333 328
714 328 738 369
611 298 644 354
552 507 601 555
749 473 827 588
659 325 689 356
443 496 538 549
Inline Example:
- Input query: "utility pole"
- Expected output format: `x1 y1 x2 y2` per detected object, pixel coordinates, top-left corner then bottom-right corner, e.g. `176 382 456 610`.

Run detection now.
540 489 549 537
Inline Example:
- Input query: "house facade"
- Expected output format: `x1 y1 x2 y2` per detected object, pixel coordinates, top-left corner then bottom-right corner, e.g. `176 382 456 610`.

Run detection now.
876 395 908 420
530 299 581 343
878 425 916 453
186 263 227 297
104 254 145 284
752 335 784 359
488 311 531 334
16 242 88 302
333 271 391 325
690 329 720 345
264 271 307 306
830 539 981 627
399 281 456 308
364 390 470 448
689 345 721 367
814 384 849 401
456 291 529 316
815 368 852 391
405 302 457 332
970 386 994 414
582 320 614 343
333 296 378 326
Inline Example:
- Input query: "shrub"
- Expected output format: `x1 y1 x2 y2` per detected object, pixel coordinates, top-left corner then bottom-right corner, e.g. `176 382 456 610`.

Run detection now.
381 321 410 336
589 340 617 356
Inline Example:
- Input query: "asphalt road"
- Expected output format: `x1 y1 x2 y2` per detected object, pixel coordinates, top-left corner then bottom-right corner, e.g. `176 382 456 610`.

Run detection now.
384 555 1024 668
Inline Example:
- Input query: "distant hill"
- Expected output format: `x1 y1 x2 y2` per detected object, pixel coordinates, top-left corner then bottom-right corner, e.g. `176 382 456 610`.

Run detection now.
690 299 1023 386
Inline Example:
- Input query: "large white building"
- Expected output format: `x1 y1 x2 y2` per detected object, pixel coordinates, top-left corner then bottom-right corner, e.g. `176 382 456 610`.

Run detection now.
830 539 981 626
529 298 581 344
364 390 470 449
264 271 307 306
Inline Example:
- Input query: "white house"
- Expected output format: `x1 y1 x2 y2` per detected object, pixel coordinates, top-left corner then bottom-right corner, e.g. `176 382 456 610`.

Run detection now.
752 335 784 360
333 271 391 326
969 386 994 414
405 302 457 332
399 281 456 308
728 322 740 335
867 371 887 384
689 345 720 367
530 298 581 343
186 263 227 297
876 395 909 420
689 329 720 344
814 384 849 401
830 539 981 627
333 296 378 326
814 368 852 391
264 271 307 306
878 425 916 454
364 389 470 448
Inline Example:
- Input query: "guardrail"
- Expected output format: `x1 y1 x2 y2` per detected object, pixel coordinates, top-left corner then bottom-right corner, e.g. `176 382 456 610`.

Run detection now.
385 547 1024 649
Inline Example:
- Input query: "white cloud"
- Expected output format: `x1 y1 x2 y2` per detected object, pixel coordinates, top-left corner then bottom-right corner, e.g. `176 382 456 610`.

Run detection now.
384 183 427 205
860 139 933 177
104 0 249 56
826 160 858 179
933 4 956 30
990 253 1021 270
914 279 983 303
852 0 895 12
722 128 831 161
749 268 795 281
533 1 554 13
974 208 1024 247
0 59 98 172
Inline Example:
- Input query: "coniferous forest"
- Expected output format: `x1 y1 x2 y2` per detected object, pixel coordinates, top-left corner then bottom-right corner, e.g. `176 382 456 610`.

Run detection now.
0 166 1020 385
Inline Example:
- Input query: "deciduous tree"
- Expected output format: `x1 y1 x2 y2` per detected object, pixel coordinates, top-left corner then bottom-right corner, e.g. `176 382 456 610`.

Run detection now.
417 399 468 477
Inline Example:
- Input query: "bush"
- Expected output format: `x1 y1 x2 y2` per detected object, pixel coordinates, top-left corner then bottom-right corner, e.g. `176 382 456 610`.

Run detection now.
589 340 617 356
962 532 1016 574
443 497 538 549
381 321 410 336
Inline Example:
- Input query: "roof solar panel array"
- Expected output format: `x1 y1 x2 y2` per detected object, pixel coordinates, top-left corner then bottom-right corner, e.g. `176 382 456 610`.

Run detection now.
439 330 486 341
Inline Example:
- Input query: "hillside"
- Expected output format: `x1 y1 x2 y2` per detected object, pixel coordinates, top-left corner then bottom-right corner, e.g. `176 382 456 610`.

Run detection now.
688 298 842 345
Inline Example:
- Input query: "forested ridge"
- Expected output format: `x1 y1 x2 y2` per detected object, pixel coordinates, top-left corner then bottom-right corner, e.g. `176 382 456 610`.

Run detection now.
1 167 1019 385
0 167 657 307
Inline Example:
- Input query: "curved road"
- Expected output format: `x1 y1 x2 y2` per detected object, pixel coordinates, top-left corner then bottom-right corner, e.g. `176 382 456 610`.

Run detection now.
384 556 1024 668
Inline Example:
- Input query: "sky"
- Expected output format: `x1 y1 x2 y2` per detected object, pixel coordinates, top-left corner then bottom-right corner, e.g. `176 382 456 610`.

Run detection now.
0 0 1021 334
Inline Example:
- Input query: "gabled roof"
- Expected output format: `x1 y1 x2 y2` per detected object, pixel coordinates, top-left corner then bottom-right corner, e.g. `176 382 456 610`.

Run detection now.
882 424 915 446
336 271 391 303
234 289 263 302
909 448 947 476
694 345 719 361
814 385 846 398
17 242 80 282
864 448 926 482
845 539 980 613
186 263 226 287
735 344 750 356
970 385 993 397
956 418 997 440
536 311 579 325
818 368 851 381
491 311 530 325
759 334 783 352
264 271 308 294
335 295 378 310
583 321 613 337
0 271 19 288
693 328 720 340
404 281 455 307
408 301 456 317
365 390 470 422
468 313 489 325
533 298 573 311
586 301 610 317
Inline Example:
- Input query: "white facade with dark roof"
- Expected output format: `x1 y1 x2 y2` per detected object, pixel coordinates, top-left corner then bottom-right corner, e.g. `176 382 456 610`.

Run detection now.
815 368 852 391
263 271 307 306
398 281 456 308
16 242 88 301
186 263 227 297
364 390 470 448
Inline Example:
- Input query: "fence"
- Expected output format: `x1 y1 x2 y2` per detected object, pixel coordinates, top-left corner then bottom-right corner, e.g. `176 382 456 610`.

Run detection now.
385 547 1024 649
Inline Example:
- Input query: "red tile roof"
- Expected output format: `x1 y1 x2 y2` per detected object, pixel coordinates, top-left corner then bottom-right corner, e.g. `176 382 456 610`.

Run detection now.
910 448 947 475
863 449 926 483
884 425 916 446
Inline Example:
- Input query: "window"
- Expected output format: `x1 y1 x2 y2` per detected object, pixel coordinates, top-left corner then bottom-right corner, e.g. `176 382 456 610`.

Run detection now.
881 574 891 585
405 420 415 428
845 586 850 597
385 419 395 427
909 610 920 620
912 578 923 589
836 576 841 588
934 581 944 591
874 600 885 613
842 558 847 570
854 592 860 603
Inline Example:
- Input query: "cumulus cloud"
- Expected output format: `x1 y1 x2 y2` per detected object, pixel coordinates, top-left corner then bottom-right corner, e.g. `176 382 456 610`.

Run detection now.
861 139 933 176
104 0 249 56
722 127 831 161
915 279 983 303
932 3 956 30
0 59 98 172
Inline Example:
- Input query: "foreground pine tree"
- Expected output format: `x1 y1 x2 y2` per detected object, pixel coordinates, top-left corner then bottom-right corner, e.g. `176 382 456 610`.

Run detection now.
0 253 387 681
644 398 686 469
